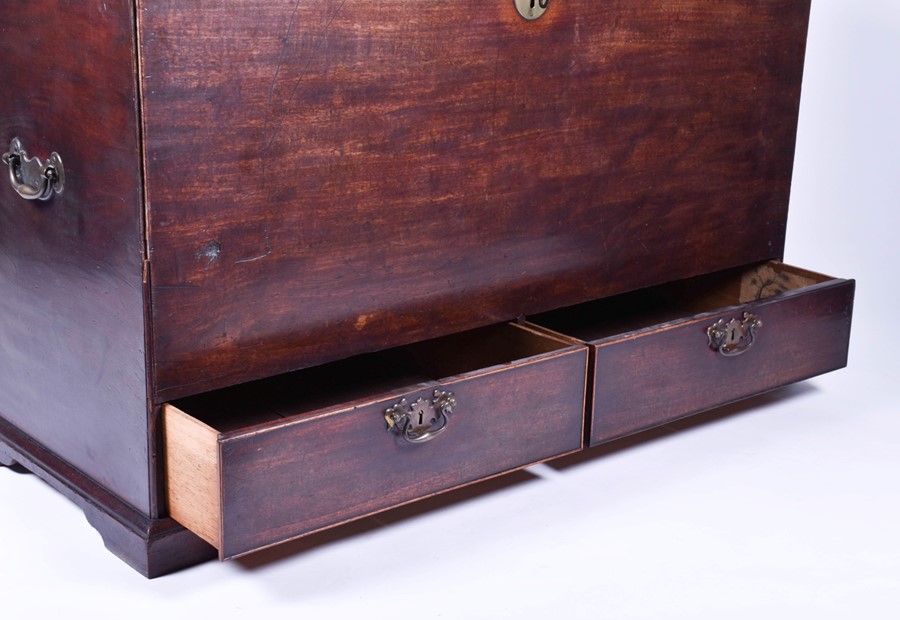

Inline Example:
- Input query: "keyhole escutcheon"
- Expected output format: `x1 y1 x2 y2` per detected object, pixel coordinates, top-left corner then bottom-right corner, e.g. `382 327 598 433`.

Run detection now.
515 0 551 21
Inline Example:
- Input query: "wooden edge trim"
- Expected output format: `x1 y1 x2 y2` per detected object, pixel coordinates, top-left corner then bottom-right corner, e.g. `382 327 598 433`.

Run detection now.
163 404 221 550
770 260 836 282
580 345 590 449
512 320 588 346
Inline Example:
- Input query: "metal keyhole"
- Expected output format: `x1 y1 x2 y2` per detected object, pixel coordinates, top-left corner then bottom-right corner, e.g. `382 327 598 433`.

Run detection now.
727 324 740 345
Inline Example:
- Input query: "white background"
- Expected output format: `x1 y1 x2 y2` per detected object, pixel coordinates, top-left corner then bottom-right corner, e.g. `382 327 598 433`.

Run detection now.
2 1 898 617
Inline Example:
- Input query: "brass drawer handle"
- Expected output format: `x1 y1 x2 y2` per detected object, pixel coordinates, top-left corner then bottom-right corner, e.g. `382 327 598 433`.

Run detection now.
385 390 457 444
2 137 65 201
707 312 762 357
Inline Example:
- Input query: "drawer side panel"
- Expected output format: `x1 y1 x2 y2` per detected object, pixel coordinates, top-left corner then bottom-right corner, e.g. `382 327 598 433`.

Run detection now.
164 405 221 547
0 0 150 512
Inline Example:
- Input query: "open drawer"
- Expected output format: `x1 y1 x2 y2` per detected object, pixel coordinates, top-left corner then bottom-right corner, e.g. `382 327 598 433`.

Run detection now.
528 261 855 445
164 323 587 559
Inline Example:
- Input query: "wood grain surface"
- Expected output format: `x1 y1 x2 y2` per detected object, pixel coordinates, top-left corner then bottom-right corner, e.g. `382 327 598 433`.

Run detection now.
0 0 151 512
139 0 812 400
164 406 221 547
588 277 855 444
166 335 586 559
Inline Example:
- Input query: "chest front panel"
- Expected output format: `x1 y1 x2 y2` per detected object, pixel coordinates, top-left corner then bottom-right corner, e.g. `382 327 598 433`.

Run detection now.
140 0 810 400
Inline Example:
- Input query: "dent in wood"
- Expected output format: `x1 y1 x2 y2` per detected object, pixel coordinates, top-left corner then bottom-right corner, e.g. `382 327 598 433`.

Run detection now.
197 241 222 268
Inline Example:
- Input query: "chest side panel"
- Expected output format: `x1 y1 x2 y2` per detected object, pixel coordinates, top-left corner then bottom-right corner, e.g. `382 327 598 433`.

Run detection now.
0 2 150 510
140 0 810 400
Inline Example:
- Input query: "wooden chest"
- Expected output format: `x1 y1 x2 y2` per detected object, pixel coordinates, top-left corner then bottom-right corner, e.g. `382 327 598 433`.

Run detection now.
0 0 853 576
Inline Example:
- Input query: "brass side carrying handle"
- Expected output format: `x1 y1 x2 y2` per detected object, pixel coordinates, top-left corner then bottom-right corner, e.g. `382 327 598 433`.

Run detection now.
2 137 65 201
385 390 457 444
707 312 762 357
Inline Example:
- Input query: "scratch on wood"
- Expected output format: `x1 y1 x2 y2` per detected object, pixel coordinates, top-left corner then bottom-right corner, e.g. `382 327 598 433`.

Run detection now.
235 225 273 264
268 0 304 109
264 0 348 151
484 45 502 208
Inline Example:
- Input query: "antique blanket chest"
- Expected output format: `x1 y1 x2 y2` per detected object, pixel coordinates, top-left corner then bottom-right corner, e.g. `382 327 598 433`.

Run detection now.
0 0 854 576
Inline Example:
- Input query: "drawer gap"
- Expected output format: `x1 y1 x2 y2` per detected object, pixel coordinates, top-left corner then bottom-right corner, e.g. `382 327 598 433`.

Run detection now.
380 323 573 381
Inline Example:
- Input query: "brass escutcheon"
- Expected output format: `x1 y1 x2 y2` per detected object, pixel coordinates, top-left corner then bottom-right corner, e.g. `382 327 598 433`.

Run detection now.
385 390 457 444
514 0 551 21
707 312 762 357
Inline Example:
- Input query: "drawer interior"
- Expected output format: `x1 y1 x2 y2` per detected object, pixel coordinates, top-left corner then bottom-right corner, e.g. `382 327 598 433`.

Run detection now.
529 261 831 342
171 322 574 433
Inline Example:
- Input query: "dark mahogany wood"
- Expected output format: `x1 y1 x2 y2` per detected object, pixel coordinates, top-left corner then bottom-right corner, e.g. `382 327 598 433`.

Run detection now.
533 270 855 445
0 0 151 513
2 0 843 579
0 416 214 578
176 331 587 559
139 0 812 401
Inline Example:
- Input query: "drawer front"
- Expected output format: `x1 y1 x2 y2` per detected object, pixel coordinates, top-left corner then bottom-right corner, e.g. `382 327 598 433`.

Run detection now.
590 279 854 444
140 0 812 400
165 327 587 559
219 351 585 559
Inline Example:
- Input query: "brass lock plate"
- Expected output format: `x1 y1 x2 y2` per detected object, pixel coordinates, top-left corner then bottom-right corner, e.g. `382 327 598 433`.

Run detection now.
707 312 762 357
385 390 457 444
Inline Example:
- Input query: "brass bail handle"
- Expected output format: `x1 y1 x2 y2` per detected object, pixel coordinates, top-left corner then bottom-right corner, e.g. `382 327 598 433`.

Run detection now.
385 390 457 445
2 137 65 201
